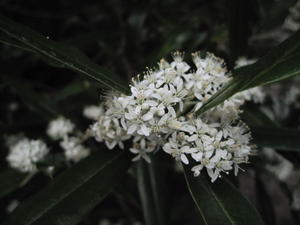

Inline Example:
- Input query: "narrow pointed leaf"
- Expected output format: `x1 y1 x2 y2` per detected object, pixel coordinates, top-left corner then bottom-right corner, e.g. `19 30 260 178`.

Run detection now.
197 29 300 114
136 157 166 225
0 14 130 94
183 168 265 225
6 150 132 225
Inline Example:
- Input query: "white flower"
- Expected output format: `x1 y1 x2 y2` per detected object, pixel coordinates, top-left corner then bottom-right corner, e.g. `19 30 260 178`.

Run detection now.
6 199 19 213
90 115 130 150
163 132 197 165
235 57 256 68
171 51 190 74
83 105 104 120
292 187 300 210
152 85 181 105
60 136 90 162
87 51 256 182
130 137 157 163
164 119 252 182
47 117 75 140
7 138 49 173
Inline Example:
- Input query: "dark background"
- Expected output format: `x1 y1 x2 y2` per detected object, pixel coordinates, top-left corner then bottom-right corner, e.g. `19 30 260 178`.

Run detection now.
0 0 298 224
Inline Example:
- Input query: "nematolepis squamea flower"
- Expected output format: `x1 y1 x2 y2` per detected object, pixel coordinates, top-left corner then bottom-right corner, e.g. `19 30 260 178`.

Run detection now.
87 51 264 182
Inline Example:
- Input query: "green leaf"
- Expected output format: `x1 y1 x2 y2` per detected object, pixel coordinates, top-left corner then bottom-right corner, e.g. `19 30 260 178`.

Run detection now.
6 150 132 225
197 29 300 114
0 31 33 52
251 127 300 151
183 168 265 225
241 107 300 151
136 157 166 225
0 168 26 199
241 107 278 128
0 14 130 94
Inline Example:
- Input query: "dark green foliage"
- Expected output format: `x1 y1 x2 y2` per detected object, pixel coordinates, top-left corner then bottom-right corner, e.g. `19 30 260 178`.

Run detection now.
0 1 300 225
184 169 265 225
6 150 132 225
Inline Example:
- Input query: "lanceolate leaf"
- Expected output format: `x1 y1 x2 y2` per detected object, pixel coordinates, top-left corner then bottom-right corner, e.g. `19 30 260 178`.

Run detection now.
197 29 300 114
0 14 130 94
0 31 33 52
0 168 26 199
183 168 265 225
136 157 166 225
6 150 132 225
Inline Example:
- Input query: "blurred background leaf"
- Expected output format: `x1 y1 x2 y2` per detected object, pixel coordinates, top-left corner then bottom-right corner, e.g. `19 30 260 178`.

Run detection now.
6 150 132 225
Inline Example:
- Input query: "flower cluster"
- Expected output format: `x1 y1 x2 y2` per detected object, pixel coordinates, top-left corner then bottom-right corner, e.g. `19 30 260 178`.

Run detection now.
88 52 263 181
163 120 252 182
47 117 75 140
47 117 90 162
6 138 49 173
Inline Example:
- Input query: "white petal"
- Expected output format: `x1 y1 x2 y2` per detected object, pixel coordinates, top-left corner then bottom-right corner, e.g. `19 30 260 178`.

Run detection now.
128 124 138 134
207 168 219 183
125 113 135 120
216 131 223 141
191 152 203 161
187 134 198 142
142 112 153 121
130 148 139 154
143 154 151 163
146 100 158 107
132 155 141 161
181 154 189 165
138 124 150 136
120 117 127 129
131 87 138 96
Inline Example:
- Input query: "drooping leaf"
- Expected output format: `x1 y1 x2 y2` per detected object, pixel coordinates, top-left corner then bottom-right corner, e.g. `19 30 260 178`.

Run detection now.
136 157 166 225
183 167 265 225
0 168 26 199
0 14 130 94
197 29 300 114
6 150 132 225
